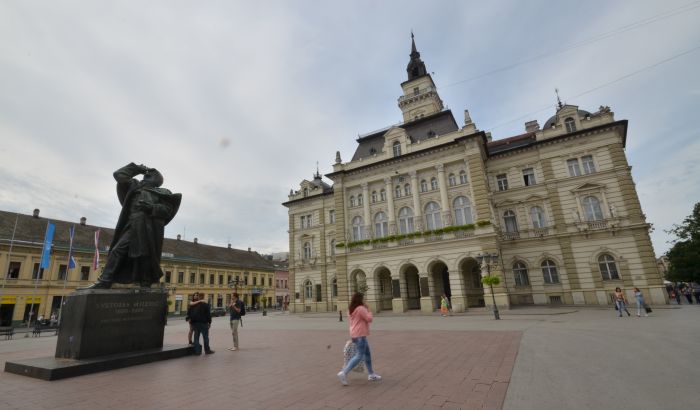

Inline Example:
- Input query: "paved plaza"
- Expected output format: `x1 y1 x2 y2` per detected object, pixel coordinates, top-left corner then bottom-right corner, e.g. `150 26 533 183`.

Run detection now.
0 305 698 410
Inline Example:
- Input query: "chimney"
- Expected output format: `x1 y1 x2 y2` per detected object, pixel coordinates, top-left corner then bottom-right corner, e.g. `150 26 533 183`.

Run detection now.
525 120 540 132
463 110 473 126
176 234 181 241
247 247 251 252
33 209 40 218
194 237 198 244
228 244 232 249
80 217 87 226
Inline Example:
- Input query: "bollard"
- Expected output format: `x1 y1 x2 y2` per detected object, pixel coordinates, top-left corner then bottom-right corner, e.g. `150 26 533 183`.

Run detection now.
339 310 343 322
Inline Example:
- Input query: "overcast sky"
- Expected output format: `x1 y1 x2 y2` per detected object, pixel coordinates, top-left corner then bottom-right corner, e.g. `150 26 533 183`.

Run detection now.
1 1 698 256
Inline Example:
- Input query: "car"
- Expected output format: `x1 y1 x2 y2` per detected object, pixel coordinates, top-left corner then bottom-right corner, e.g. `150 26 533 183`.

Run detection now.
211 307 227 317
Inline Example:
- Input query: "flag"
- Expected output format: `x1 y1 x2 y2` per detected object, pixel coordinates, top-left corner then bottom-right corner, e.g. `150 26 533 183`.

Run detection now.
40 222 55 269
92 229 101 270
67 225 76 270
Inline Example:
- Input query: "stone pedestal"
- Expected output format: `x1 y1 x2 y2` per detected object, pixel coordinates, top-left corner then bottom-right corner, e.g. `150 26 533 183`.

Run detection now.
420 296 434 313
392 298 407 313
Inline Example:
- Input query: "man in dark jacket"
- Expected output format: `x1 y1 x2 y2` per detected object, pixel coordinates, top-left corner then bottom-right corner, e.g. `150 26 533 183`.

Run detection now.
227 292 244 351
186 292 214 355
82 162 181 289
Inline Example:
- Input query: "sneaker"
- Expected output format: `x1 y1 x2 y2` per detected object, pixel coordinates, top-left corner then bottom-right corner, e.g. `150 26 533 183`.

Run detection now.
227 347 237 351
205 350 215 355
337 371 348 386
368 373 382 381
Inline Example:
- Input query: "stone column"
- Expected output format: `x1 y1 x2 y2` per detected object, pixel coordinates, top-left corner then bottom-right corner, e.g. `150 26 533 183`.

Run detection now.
419 274 434 312
391 275 407 312
409 171 423 231
384 177 397 234
436 164 451 226
361 182 371 238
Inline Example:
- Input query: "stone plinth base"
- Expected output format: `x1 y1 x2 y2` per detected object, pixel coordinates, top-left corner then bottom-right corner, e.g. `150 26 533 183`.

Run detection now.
5 345 192 381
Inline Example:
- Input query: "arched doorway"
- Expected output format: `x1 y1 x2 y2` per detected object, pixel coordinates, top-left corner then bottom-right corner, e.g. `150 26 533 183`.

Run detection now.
375 267 393 311
429 260 451 310
402 265 421 310
350 270 367 295
460 258 485 307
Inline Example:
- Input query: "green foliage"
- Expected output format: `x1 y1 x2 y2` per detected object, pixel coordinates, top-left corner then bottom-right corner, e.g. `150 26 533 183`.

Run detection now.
481 275 501 286
666 202 700 282
476 220 491 227
335 242 345 248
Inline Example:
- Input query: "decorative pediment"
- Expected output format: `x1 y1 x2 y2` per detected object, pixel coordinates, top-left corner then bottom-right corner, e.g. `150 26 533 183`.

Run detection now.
571 182 604 193
383 127 409 143
494 199 519 207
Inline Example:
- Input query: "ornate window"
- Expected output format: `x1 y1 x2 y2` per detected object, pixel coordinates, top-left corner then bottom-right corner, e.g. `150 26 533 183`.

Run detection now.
349 196 356 207
303 242 311 260
522 168 536 186
374 212 389 238
420 179 428 192
425 202 442 230
304 280 313 299
565 117 576 133
530 206 546 228
513 262 530 286
582 155 596 174
398 207 414 234
497 174 508 191
371 191 377 203
329 210 335 224
541 259 559 284
504 210 518 233
448 173 457 186
380 189 386 201
332 278 338 297
392 141 401 157
404 183 411 196
459 170 467 184
582 196 604 221
430 177 438 190
351 216 364 241
357 194 363 206
453 196 473 225
599 254 620 280
395 185 402 198
567 159 581 177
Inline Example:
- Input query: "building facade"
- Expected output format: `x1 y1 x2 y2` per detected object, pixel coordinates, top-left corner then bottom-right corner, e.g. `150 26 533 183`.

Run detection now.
0 209 275 326
283 37 666 314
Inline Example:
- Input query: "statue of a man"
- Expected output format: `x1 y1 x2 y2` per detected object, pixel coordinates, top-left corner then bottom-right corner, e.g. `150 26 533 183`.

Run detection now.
82 163 181 289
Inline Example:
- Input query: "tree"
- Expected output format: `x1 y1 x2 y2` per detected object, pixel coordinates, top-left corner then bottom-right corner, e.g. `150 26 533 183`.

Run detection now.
666 202 700 282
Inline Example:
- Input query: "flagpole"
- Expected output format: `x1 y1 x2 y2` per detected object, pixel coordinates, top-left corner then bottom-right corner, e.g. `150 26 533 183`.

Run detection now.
26 220 50 337
0 213 20 323
57 225 76 326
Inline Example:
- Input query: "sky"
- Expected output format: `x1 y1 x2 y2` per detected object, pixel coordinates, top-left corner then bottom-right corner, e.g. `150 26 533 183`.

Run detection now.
1 0 699 256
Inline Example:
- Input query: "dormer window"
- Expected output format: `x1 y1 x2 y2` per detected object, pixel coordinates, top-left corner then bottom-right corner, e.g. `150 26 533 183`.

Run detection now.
392 141 402 157
565 117 576 133
303 188 308 197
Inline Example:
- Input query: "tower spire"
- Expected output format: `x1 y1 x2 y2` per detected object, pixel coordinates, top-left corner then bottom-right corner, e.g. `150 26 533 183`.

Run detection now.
406 32 427 81
555 88 564 110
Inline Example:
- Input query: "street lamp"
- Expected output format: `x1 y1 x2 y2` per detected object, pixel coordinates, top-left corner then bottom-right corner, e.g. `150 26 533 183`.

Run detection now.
476 252 500 320
228 277 241 293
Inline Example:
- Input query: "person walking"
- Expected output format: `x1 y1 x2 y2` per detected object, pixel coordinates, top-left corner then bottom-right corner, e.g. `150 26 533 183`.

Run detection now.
227 292 245 351
614 287 631 317
633 287 648 317
440 294 450 317
337 293 381 385
186 291 214 355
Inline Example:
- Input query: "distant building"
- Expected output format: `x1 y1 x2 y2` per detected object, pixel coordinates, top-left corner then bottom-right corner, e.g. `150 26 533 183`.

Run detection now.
283 36 666 314
273 259 290 309
0 209 275 326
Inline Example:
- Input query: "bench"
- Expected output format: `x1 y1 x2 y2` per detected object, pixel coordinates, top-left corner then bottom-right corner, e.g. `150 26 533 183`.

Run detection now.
32 325 58 337
0 327 14 340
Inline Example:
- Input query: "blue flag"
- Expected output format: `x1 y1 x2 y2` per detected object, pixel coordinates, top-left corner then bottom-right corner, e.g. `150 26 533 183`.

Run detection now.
67 225 76 269
40 222 55 269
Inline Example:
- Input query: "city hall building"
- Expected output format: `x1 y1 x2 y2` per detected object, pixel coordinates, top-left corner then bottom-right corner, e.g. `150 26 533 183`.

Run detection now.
283 38 666 314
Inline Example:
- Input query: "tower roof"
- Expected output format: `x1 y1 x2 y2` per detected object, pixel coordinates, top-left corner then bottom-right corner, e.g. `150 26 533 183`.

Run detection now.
406 32 428 81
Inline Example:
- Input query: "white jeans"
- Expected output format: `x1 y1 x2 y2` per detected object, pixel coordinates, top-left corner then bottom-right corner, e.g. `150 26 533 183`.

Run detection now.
230 320 240 348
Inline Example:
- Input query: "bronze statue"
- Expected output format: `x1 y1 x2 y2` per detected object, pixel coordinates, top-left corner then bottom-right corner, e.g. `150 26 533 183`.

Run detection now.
81 163 181 289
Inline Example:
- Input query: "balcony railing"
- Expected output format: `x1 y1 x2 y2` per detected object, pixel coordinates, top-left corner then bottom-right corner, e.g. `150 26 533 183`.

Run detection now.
502 231 521 240
587 220 608 230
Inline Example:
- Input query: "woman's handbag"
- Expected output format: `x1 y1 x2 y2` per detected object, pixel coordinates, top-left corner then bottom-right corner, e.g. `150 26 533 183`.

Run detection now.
343 340 365 373
644 304 652 313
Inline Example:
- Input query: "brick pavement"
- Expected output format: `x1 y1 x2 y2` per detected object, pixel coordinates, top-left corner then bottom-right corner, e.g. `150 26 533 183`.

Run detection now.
0 318 521 410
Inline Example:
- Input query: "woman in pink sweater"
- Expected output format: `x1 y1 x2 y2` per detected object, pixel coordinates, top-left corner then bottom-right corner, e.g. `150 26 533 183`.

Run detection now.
337 293 381 385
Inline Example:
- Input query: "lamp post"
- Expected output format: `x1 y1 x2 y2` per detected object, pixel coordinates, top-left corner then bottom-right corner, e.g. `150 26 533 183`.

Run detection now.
476 252 500 320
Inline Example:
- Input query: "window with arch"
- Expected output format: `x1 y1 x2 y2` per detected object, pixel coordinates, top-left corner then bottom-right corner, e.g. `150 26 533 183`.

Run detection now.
357 194 363 206
513 262 530 286
371 191 377 203
425 202 442 230
565 117 576 133
304 280 313 299
303 242 312 260
541 259 559 284
398 207 414 234
349 196 356 207
374 212 389 238
504 210 518 233
530 206 546 228
582 196 604 221
459 170 467 184
351 216 364 241
448 173 456 186
395 185 402 198
404 183 411 196
332 278 338 297
420 179 428 192
453 196 473 225
330 239 335 256
392 141 402 157
430 177 438 190
598 254 620 280
380 189 386 201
